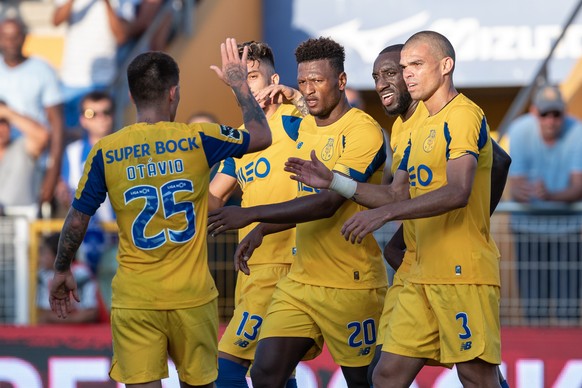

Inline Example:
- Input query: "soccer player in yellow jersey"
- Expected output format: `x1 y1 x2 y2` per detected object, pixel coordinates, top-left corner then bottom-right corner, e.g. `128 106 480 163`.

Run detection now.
48 40 273 388
208 41 304 388
368 44 511 388
287 32 504 387
208 37 387 388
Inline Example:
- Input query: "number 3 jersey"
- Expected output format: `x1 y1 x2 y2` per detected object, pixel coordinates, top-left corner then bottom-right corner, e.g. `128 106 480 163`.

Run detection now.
72 121 251 310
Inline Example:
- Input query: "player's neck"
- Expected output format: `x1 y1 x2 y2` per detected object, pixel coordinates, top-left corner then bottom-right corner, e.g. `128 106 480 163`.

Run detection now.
314 96 351 127
424 83 458 116
136 108 172 124
401 100 420 122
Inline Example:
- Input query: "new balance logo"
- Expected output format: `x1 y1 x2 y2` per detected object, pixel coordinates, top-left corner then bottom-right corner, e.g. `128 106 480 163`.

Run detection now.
234 339 250 348
460 341 472 351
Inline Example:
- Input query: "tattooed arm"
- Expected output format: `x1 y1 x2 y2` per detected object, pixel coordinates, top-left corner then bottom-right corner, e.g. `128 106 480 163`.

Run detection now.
49 207 91 319
211 38 271 154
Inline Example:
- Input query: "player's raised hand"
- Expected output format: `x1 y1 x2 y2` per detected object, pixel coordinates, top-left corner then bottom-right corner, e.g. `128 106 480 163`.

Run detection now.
285 150 334 189
208 206 253 236
49 269 80 319
341 206 392 244
234 226 264 275
210 38 248 89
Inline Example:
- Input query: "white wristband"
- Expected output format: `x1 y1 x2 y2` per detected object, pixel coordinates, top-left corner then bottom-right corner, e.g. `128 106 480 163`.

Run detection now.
329 172 357 199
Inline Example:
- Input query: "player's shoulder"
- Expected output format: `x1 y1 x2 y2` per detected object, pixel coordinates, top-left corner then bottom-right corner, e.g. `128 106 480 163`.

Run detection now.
277 103 302 118
444 94 486 124
349 107 381 127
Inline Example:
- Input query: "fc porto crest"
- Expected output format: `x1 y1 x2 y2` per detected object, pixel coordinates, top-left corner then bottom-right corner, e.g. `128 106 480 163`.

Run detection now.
423 129 436 152
321 138 334 161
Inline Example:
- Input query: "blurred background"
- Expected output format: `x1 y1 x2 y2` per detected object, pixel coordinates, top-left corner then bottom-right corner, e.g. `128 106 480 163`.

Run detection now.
1 0 582 387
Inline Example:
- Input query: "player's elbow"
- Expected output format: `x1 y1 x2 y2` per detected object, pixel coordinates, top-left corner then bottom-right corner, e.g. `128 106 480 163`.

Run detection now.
450 189 471 209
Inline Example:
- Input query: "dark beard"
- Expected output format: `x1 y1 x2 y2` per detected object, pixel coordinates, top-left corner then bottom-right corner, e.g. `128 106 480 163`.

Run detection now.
384 92 413 118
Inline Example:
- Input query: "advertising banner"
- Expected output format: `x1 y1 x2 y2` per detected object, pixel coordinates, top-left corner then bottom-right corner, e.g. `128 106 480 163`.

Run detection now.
1 325 581 387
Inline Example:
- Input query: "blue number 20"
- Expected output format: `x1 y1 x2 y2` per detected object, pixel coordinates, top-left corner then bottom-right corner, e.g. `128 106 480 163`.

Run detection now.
347 318 376 347
124 179 195 250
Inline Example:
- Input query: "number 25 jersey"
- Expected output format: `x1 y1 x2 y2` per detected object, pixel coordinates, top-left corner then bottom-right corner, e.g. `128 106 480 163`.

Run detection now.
73 121 251 309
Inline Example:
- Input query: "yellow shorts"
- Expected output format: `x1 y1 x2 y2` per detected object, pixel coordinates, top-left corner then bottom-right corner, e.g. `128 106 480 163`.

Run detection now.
259 276 386 367
376 269 405 346
385 282 501 365
219 264 291 360
110 299 218 385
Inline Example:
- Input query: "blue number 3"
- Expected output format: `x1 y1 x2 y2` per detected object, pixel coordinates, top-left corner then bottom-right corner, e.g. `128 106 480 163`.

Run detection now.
455 312 472 340
124 179 196 249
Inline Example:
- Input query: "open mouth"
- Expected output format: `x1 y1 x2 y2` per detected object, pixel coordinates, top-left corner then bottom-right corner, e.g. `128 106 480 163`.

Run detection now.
381 91 395 106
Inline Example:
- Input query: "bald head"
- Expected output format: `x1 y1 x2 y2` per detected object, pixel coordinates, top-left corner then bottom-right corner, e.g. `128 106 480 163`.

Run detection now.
405 31 455 65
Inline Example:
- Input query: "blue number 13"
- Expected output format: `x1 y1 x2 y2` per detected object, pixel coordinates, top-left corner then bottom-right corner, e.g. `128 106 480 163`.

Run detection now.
124 179 195 250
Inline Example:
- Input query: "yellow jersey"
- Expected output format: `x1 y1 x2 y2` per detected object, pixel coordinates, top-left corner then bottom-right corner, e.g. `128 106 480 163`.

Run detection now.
401 94 500 285
289 108 388 289
73 121 251 309
218 104 302 265
390 102 428 272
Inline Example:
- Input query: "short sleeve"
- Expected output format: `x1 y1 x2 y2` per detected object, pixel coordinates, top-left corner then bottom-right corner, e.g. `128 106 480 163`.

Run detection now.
333 122 386 183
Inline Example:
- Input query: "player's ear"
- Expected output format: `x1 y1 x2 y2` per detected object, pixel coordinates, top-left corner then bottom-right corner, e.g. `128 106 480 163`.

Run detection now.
442 57 454 76
271 73 280 85
169 84 179 102
338 72 347 91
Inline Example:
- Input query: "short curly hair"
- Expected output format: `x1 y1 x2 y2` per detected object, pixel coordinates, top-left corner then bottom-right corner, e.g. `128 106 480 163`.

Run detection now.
237 41 275 68
294 37 345 74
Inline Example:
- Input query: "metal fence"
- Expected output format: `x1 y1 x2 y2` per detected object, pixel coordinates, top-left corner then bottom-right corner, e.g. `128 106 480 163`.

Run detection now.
1 203 581 327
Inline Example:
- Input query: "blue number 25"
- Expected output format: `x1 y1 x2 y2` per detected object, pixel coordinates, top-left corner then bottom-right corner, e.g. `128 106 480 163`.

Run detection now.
124 179 195 250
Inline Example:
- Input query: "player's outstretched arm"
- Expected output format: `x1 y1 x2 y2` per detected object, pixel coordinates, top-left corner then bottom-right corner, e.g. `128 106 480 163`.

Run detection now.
49 207 91 319
286 150 406 208
208 190 346 236
342 154 477 244
210 38 271 153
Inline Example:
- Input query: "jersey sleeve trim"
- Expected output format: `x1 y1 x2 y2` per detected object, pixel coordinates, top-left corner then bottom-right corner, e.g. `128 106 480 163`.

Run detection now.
73 149 108 216
218 157 237 178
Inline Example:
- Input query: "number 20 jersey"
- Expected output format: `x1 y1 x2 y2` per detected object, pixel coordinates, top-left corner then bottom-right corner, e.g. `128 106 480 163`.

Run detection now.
72 121 251 310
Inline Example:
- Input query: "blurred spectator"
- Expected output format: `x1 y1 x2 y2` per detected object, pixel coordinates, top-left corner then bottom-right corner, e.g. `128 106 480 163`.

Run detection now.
36 233 101 324
0 1 20 20
507 84 582 322
187 111 219 124
0 18 64 213
0 101 49 209
56 91 115 221
52 0 137 132
345 86 364 110
55 91 116 274
123 0 174 52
